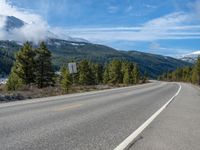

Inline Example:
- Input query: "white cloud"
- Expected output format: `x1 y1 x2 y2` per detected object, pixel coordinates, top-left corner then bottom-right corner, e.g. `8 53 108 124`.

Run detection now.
53 0 200 42
0 15 6 28
188 0 200 17
133 12 191 41
0 0 200 44
143 12 189 28
0 15 7 40
57 10 200 42
0 0 50 43
8 23 49 42
149 42 194 57
0 0 43 23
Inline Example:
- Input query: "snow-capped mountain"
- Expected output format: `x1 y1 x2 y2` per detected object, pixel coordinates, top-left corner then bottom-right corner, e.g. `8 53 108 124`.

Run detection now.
179 51 200 63
0 15 89 43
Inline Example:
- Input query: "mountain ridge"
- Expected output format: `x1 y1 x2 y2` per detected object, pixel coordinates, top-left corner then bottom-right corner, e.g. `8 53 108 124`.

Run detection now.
179 51 200 63
4 16 25 31
0 39 192 78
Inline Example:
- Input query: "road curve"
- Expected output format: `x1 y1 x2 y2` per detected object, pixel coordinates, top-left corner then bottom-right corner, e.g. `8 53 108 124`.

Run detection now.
130 83 200 150
0 82 199 150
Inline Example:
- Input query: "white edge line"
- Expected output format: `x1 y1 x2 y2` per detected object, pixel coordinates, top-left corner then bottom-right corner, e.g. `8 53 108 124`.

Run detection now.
114 83 182 150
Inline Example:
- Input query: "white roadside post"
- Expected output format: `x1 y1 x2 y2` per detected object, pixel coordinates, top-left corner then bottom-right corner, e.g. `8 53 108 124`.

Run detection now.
68 62 78 85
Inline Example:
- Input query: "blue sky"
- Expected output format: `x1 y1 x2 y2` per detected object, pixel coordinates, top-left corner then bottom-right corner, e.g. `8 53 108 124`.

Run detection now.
1 0 200 56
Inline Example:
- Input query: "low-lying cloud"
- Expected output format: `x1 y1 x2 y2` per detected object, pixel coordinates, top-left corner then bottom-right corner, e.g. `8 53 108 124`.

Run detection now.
0 0 50 43
7 23 50 42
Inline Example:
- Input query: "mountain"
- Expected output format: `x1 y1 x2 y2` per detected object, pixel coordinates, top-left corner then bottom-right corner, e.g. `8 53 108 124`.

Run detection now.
4 16 25 31
0 41 21 76
120 51 192 78
0 15 89 43
0 39 192 78
179 51 200 63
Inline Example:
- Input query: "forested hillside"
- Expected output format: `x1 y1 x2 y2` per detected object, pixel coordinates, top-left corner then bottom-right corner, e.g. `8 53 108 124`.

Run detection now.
0 41 21 76
0 39 192 78
159 57 200 85
6 42 144 95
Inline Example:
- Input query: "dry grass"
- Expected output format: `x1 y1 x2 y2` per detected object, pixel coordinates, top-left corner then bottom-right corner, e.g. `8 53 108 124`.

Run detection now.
0 84 111 102
0 83 147 102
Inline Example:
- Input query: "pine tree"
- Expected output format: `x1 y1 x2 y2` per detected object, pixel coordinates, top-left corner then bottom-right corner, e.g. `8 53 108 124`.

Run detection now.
122 62 133 85
194 56 200 85
132 65 140 84
197 57 200 85
192 67 198 84
34 42 55 88
78 60 94 85
142 71 148 83
103 65 110 84
109 60 123 84
6 65 23 91
92 64 103 84
14 42 36 85
123 67 130 85
60 66 72 93
182 67 192 82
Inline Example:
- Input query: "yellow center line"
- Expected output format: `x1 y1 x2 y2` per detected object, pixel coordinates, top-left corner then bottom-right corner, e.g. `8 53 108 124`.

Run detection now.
54 103 83 112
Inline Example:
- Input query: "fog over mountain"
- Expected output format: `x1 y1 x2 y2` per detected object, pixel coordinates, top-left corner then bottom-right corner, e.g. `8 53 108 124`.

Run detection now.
4 16 25 31
0 15 88 43
0 15 50 43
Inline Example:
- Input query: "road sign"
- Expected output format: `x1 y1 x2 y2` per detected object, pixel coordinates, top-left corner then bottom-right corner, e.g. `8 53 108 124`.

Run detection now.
68 63 77 74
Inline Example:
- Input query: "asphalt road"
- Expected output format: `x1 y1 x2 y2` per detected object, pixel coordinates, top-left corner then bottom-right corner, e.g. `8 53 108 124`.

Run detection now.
130 83 200 150
0 81 199 150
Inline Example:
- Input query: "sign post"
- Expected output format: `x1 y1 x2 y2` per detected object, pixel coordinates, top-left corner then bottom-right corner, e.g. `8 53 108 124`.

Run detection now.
68 63 77 85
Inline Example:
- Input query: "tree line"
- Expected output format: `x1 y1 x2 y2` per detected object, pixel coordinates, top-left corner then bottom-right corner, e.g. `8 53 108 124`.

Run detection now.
158 56 200 85
59 60 147 93
6 42 146 92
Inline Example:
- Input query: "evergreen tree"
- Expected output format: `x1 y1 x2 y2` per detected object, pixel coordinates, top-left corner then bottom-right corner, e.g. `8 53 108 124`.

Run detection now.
182 67 192 82
132 65 140 84
6 65 23 91
159 58 200 85
142 71 148 83
103 65 110 84
92 64 103 84
14 42 36 85
78 60 94 85
194 56 200 85
122 62 133 85
192 67 198 84
34 42 55 88
197 57 200 85
123 67 130 85
60 66 72 93
108 60 123 84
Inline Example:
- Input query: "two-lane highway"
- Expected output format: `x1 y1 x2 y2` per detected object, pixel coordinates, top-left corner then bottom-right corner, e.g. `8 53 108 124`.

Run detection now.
0 81 199 150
